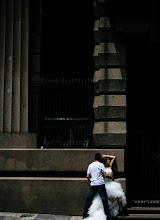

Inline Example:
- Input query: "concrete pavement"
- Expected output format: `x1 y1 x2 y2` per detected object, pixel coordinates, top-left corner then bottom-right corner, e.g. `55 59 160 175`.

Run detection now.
0 213 82 220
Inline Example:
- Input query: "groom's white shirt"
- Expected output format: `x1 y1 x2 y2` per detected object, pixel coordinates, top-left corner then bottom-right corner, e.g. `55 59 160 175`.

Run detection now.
87 161 106 186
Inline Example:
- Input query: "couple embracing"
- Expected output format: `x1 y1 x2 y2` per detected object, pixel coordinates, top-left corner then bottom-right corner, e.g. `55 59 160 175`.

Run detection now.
82 152 127 220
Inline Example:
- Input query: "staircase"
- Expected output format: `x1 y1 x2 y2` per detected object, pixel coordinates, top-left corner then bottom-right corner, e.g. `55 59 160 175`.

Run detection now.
115 203 160 219
115 208 160 219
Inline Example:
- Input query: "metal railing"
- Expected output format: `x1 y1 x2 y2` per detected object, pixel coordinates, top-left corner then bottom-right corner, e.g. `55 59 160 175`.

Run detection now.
29 76 94 148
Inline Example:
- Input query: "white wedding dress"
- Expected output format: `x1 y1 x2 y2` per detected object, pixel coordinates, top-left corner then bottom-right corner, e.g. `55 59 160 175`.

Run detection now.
87 168 127 220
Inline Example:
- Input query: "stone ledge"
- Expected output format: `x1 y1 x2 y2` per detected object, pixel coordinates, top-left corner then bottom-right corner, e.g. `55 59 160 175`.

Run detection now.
94 106 126 120
93 95 126 120
93 133 126 146
93 17 125 43
93 121 126 134
0 133 37 148
94 68 126 80
94 43 126 68
93 68 126 94
94 95 126 107
94 79 126 94
0 177 126 215
0 149 124 172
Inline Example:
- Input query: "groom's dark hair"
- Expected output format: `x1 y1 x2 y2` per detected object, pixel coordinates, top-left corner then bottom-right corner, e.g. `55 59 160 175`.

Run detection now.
95 152 101 161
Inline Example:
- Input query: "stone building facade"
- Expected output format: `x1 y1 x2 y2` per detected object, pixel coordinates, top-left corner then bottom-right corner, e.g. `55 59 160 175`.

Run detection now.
0 0 160 215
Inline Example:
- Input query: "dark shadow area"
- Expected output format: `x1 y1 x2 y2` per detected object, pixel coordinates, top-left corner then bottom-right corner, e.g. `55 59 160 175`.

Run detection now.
41 0 94 77
29 0 95 148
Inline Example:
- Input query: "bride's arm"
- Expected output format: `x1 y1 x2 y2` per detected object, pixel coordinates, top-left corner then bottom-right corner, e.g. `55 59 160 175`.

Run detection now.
101 154 115 159
101 154 116 168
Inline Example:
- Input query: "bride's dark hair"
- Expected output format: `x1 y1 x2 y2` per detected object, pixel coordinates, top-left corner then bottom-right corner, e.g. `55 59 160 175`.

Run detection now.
100 157 105 164
100 157 110 166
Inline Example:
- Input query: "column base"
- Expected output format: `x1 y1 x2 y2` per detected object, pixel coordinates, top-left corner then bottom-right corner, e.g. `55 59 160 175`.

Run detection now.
0 133 37 148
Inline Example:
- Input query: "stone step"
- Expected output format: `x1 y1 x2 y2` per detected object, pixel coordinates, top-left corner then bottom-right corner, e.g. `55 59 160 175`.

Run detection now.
0 149 124 172
93 121 126 147
127 207 160 214
0 177 126 215
93 43 126 69
93 68 126 94
94 18 125 43
93 95 126 120
115 214 160 219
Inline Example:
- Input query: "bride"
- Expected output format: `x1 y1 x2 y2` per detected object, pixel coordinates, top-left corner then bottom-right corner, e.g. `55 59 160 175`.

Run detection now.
86 154 127 220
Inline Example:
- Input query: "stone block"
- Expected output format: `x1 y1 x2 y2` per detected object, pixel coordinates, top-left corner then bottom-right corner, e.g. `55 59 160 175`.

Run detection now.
93 122 126 147
97 17 125 42
0 149 124 172
0 133 37 148
93 95 126 120
94 95 126 107
93 17 123 43
93 43 126 68
0 177 126 215
93 68 126 93
93 121 126 134
93 20 100 43
94 106 126 120
94 78 126 94
94 68 126 80
93 133 126 147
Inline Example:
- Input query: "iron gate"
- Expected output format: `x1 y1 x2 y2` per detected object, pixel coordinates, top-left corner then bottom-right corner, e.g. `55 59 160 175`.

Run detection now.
127 130 160 202
29 75 94 148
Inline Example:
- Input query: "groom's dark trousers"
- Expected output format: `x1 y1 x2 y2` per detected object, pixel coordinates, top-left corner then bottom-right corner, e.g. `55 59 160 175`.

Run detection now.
83 184 110 219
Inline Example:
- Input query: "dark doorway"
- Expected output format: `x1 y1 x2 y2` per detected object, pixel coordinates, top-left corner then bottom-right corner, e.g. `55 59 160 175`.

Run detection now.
126 41 160 202
29 0 95 148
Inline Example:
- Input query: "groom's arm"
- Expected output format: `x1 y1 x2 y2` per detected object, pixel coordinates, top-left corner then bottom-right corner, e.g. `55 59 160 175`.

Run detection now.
86 173 91 184
103 172 114 179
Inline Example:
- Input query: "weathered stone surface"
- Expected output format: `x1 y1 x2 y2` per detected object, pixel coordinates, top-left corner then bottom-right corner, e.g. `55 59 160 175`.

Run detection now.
94 106 126 120
93 122 126 147
0 149 124 172
93 20 100 43
94 78 126 94
94 17 125 43
0 133 37 148
93 68 126 94
93 43 126 68
0 177 126 215
93 121 126 134
93 133 126 147
94 95 126 107
94 68 126 80
93 95 126 120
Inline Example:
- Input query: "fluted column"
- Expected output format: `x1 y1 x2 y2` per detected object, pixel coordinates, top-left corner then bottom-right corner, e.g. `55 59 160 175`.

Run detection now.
0 0 6 132
12 0 21 132
20 0 29 132
3 0 14 132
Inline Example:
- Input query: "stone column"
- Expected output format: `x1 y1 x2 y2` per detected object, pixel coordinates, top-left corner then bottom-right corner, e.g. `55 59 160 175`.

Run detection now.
12 0 21 132
3 0 14 133
0 0 6 132
20 0 29 133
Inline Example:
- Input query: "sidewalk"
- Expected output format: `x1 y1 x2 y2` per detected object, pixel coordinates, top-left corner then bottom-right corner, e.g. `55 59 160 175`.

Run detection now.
0 212 82 220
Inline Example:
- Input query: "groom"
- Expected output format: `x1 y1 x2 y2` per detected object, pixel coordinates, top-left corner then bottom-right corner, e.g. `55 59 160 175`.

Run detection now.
82 152 113 220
